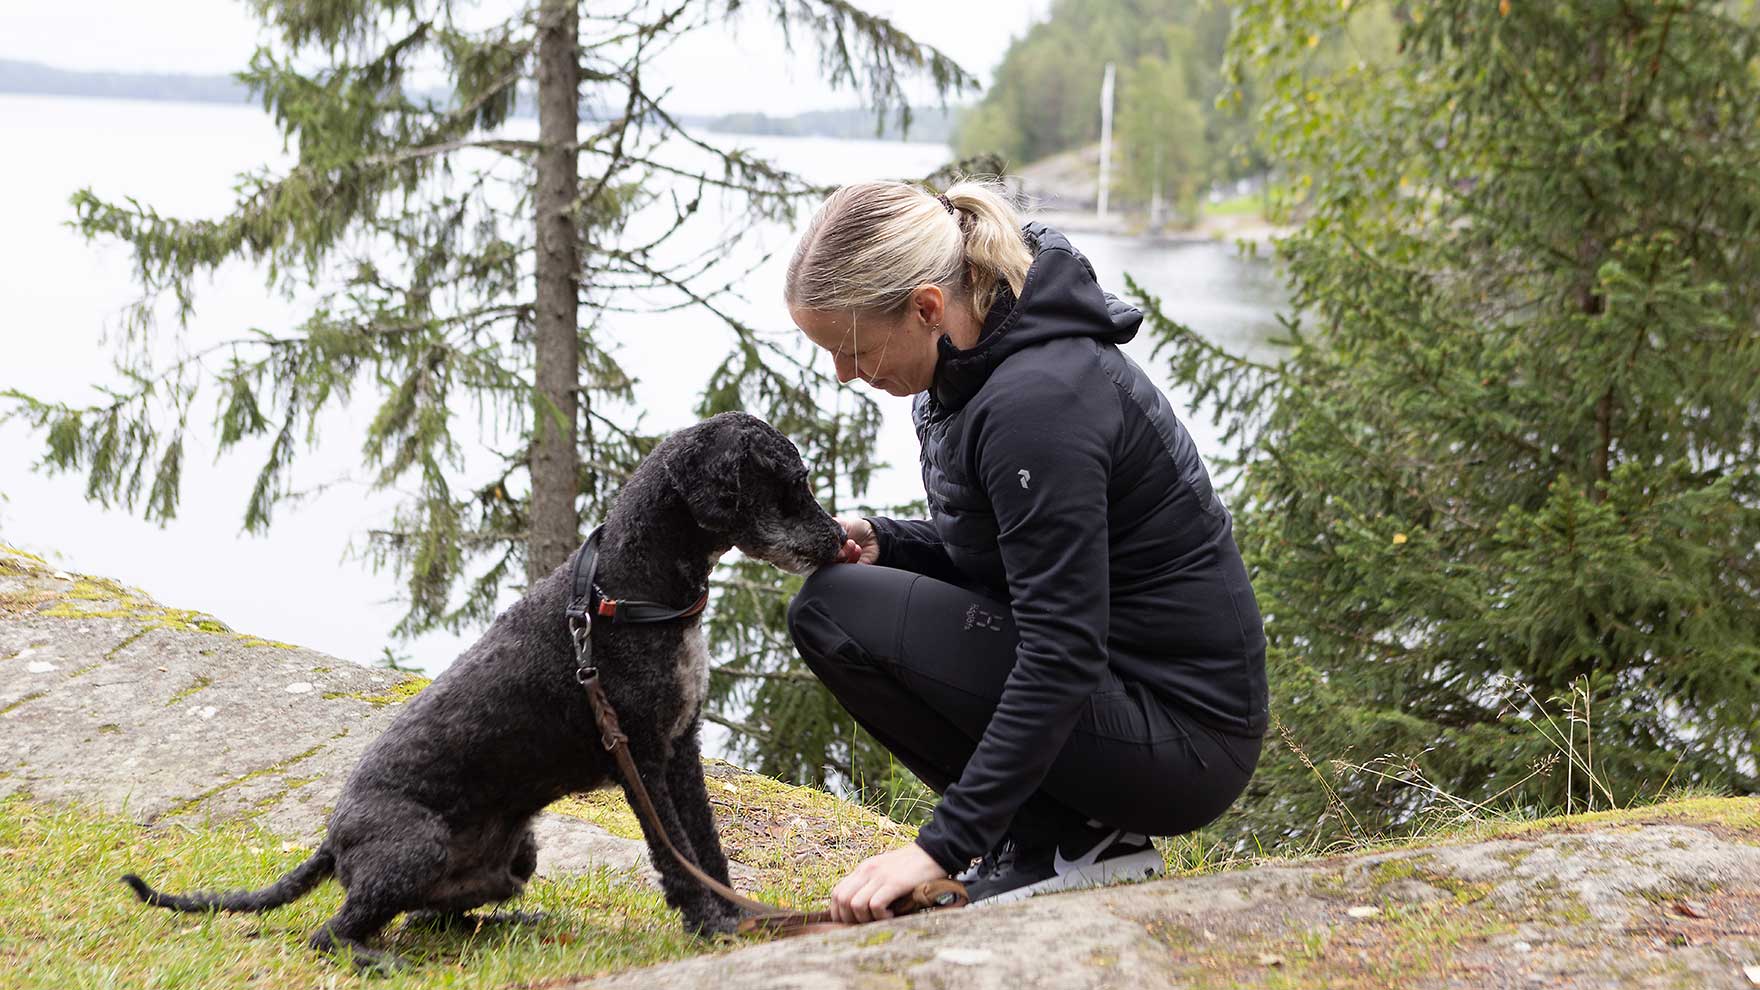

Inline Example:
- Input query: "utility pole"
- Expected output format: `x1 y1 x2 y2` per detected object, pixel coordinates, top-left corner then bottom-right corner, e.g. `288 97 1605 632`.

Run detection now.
1151 142 1164 229
1098 61 1115 220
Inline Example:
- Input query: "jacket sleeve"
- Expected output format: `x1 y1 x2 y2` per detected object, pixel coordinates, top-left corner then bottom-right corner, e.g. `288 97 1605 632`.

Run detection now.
912 365 1119 873
865 515 968 586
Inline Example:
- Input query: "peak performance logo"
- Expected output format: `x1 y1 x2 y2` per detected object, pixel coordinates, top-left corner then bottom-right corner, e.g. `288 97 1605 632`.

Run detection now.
963 604 1004 632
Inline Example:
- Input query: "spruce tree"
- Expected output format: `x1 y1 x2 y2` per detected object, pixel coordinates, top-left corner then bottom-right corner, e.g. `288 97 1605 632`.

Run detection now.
1142 0 1760 847
2 1 972 798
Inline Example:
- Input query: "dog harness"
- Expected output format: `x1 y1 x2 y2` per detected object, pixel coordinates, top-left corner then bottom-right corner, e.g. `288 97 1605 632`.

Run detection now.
563 525 967 937
565 526 710 624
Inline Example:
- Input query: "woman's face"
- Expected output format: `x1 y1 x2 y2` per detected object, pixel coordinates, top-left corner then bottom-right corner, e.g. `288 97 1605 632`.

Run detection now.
790 297 944 397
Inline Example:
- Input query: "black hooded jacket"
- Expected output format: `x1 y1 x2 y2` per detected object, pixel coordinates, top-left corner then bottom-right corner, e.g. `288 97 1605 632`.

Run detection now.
868 223 1269 872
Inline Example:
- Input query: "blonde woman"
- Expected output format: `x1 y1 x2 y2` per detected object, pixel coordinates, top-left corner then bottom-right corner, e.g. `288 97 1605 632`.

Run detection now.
786 180 1267 922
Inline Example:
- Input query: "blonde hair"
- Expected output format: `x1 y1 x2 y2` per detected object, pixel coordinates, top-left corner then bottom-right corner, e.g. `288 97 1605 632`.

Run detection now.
785 178 1034 322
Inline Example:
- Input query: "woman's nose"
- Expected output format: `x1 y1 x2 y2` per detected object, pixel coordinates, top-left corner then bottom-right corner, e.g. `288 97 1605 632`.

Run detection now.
833 352 859 384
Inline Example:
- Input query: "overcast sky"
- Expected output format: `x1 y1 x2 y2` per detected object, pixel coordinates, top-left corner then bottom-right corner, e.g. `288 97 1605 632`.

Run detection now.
3 0 1049 114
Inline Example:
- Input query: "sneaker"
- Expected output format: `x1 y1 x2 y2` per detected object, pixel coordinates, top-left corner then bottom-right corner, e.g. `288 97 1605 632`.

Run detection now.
955 837 1017 884
962 823 1163 906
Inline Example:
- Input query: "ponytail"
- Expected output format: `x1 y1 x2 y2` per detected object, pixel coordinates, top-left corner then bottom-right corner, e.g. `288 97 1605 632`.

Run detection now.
786 176 1032 323
941 179 1034 317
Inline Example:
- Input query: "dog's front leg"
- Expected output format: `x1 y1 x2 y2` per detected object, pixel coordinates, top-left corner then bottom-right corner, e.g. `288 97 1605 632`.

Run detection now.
665 717 734 888
616 726 739 937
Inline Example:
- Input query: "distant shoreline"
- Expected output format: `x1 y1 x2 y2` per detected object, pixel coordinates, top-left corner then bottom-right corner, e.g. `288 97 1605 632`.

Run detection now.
0 58 955 145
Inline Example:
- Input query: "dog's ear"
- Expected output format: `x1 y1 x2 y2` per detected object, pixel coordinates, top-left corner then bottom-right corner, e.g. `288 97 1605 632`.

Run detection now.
661 428 749 534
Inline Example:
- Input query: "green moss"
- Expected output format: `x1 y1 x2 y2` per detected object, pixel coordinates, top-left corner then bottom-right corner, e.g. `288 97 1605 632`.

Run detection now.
1144 917 1199 950
548 759 912 907
1492 845 1536 869
1459 796 1760 844
1 692 47 716
1306 868 1349 896
248 774 324 813
161 745 328 820
38 590 230 638
233 636 297 650
105 627 152 661
1 641 47 663
166 675 214 707
321 674 432 707
858 929 896 947
853 953 929 987
0 545 50 567
1174 892 1519 990
1363 854 1491 905
17 568 303 655
1368 855 1427 888
1632 876 1722 905
1524 877 1592 925
551 790 644 841
0 589 57 616
98 724 122 735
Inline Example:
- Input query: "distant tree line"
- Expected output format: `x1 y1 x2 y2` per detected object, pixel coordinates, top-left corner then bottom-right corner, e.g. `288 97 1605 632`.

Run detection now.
953 0 1262 215
952 0 1407 221
704 106 959 143
0 57 953 145
0 58 252 105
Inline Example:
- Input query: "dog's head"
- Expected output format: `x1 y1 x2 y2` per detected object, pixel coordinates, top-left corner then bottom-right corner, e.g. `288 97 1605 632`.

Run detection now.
658 412 846 573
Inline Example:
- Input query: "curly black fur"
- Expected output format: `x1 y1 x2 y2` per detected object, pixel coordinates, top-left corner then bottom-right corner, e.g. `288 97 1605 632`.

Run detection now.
120 412 845 973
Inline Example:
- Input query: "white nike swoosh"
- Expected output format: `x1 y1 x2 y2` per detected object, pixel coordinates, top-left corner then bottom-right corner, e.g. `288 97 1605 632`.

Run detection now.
1052 828 1122 875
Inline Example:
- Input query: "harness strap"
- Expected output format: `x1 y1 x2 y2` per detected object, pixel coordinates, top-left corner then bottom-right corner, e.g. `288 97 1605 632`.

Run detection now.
567 526 710 625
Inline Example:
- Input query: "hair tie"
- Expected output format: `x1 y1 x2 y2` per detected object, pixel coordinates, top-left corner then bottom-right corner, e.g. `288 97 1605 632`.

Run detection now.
936 193 956 216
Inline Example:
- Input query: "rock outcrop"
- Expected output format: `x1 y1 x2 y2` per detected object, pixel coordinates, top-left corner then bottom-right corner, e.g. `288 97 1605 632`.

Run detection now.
4 543 1757 989
574 799 1760 989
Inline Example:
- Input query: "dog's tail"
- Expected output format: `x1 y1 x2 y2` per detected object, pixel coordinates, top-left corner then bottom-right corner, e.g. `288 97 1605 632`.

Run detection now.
121 846 335 914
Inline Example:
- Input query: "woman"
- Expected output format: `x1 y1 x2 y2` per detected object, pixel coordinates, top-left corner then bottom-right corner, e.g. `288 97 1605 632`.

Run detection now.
784 179 1268 923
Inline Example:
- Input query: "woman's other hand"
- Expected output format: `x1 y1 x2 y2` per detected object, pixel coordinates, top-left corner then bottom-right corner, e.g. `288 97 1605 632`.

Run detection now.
834 515 880 565
829 842 946 923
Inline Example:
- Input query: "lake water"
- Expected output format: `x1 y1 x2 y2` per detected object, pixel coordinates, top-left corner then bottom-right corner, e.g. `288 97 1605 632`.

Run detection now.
0 94 1287 711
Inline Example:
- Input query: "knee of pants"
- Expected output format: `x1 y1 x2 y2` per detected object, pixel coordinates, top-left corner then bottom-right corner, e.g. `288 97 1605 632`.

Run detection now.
786 567 867 675
786 570 838 670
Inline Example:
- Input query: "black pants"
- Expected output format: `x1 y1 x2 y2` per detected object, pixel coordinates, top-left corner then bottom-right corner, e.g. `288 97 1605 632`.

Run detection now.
787 564 1262 852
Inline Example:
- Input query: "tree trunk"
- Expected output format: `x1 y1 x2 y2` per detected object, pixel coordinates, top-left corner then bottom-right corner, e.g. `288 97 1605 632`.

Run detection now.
528 0 582 584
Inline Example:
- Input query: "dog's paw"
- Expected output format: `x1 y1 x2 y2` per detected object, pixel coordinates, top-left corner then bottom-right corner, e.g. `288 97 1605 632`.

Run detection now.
683 906 741 939
345 946 410 978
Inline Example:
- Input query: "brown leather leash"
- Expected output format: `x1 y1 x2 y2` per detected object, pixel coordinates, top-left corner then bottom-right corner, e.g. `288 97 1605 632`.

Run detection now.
563 529 968 938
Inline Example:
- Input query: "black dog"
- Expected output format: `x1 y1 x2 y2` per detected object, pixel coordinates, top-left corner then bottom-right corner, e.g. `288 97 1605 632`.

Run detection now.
122 412 846 971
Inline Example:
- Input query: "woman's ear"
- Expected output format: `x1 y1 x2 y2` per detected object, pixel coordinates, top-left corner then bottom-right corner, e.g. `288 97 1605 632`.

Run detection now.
912 284 947 330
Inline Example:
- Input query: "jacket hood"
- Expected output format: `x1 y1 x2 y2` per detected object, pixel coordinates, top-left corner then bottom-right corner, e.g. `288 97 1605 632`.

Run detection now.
929 222 1143 410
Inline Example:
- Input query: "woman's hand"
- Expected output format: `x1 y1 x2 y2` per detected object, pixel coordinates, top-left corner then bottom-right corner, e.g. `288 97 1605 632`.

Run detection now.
834 515 881 565
829 842 946 923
